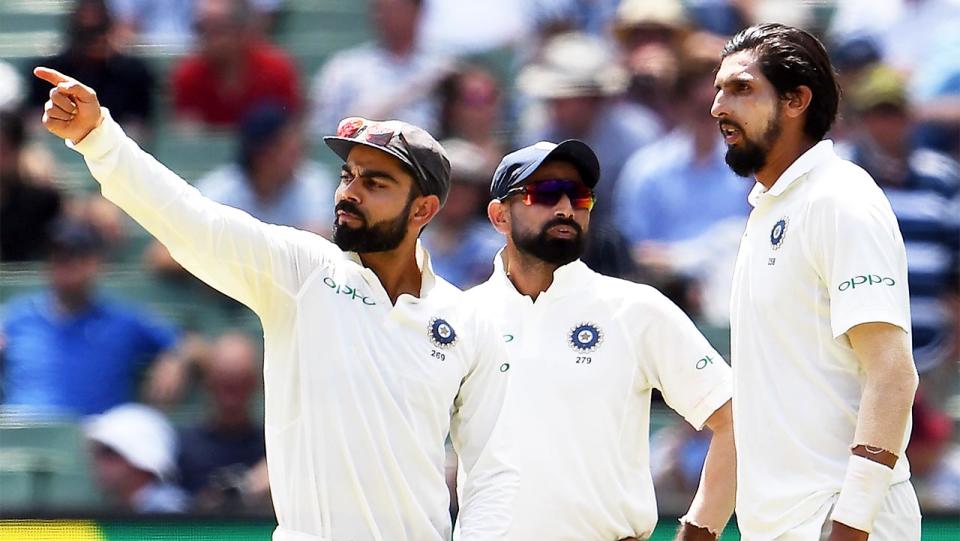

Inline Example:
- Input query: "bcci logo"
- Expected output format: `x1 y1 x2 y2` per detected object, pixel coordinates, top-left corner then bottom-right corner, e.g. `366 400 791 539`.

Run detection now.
568 323 603 353
428 317 458 349
770 217 789 250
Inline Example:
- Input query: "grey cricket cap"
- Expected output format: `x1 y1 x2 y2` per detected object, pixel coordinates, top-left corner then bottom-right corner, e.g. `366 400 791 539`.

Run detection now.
324 117 452 205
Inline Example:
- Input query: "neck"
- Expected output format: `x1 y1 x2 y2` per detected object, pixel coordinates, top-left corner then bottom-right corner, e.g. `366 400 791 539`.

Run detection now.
502 243 560 301
359 240 423 304
383 35 415 57
120 472 154 508
754 133 816 190
211 408 251 432
55 290 92 314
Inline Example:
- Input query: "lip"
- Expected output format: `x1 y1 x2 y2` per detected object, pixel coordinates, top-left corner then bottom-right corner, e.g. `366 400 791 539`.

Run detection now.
720 124 741 145
548 224 578 238
336 210 363 224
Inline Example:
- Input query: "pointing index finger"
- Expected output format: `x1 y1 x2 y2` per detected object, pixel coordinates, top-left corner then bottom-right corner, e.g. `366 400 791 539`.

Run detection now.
34 66 71 87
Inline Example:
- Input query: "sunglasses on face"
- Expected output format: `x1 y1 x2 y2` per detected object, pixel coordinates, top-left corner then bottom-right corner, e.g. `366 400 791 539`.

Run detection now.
335 117 430 189
500 179 595 211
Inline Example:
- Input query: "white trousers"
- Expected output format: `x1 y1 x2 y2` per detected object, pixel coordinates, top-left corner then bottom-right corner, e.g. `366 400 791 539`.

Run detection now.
773 481 922 541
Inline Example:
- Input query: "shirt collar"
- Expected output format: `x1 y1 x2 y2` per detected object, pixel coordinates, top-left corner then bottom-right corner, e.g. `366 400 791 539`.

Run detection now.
748 139 835 206
491 248 589 300
345 240 437 298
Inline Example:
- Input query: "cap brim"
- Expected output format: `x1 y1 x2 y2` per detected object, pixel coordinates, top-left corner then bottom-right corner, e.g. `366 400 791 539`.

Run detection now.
509 140 600 190
323 136 418 173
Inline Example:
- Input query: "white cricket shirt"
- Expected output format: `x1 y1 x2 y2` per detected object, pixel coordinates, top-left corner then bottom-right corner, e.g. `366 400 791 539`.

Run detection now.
467 255 732 540
69 112 518 541
730 140 913 540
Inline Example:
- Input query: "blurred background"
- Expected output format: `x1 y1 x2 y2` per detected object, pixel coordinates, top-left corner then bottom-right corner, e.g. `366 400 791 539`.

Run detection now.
0 0 957 539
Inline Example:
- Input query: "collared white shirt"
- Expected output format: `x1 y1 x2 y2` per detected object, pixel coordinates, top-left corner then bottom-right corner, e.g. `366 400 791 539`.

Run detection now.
730 140 913 539
70 111 517 541
467 254 732 541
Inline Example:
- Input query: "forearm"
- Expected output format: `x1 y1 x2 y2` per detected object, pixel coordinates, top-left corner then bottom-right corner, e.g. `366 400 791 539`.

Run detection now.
853 354 917 456
678 405 736 539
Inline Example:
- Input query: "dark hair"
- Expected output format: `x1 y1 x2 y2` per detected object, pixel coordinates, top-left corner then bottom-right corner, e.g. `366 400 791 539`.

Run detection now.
721 23 840 141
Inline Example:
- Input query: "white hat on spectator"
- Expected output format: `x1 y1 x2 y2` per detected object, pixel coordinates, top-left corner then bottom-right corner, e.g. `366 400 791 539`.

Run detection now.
440 138 492 184
518 32 627 99
84 403 178 480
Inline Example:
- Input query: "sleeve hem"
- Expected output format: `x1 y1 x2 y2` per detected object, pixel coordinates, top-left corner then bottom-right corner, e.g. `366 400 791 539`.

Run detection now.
831 314 911 340
66 107 119 160
684 374 733 431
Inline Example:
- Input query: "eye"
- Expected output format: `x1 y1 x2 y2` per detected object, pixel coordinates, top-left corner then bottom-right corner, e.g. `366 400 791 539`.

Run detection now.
736 82 751 93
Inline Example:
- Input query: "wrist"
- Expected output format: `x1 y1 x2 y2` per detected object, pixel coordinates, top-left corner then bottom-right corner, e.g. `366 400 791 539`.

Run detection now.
830 454 895 532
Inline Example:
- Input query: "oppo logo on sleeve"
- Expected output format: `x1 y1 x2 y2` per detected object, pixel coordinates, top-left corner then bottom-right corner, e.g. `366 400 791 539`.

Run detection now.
837 274 896 292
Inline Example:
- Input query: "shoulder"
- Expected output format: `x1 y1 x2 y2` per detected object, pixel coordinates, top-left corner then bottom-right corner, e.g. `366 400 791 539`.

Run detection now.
320 43 379 73
2 293 45 323
910 148 960 195
251 42 297 71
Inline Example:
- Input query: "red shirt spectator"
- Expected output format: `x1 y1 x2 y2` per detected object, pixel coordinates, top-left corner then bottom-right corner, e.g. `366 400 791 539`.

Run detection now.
172 40 301 127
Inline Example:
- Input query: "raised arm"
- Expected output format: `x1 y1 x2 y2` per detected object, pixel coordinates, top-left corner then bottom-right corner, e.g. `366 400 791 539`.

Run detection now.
449 316 518 540
35 67 333 316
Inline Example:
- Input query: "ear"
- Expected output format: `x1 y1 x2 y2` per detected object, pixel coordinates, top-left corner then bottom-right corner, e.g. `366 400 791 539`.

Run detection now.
783 85 813 119
409 194 441 229
487 199 511 236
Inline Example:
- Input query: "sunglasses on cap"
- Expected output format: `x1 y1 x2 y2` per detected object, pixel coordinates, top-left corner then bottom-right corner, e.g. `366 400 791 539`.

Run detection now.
500 179 595 211
335 117 430 190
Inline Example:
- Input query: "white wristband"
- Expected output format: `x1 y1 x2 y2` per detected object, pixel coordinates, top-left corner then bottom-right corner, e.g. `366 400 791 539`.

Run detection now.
830 454 895 532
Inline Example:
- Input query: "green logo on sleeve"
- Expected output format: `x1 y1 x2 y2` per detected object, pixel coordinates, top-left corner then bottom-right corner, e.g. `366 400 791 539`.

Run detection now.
696 355 714 370
837 275 896 292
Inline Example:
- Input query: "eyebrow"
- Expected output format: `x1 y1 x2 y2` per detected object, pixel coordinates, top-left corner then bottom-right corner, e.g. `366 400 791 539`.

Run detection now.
715 73 753 89
342 165 399 184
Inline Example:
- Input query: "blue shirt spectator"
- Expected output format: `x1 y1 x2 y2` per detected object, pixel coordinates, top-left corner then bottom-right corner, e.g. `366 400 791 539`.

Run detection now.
1 218 183 417
2 292 179 416
614 129 750 245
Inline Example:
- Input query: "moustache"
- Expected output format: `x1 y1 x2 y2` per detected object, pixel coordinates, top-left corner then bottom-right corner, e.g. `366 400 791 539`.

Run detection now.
542 217 582 235
335 201 367 224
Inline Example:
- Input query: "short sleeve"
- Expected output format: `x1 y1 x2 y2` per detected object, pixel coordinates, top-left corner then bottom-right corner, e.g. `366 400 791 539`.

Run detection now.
805 189 911 339
634 289 732 429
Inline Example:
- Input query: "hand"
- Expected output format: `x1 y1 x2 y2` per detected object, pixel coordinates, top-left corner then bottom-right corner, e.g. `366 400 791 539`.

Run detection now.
674 521 718 541
145 355 188 406
33 67 102 143
826 521 869 541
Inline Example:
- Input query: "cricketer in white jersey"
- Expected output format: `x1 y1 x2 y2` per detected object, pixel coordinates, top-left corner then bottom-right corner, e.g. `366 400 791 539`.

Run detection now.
35 67 518 541
712 24 921 541
466 141 737 541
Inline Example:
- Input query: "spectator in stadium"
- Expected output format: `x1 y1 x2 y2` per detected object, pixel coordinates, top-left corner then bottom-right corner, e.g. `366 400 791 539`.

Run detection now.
838 65 960 374
0 111 63 262
144 102 334 274
308 0 454 134
906 392 960 511
421 139 502 289
178 332 268 513
86 403 189 513
436 66 506 174
107 0 284 51
24 0 155 142
1 218 190 417
610 0 687 132
614 49 750 324
172 0 301 128
516 31 658 224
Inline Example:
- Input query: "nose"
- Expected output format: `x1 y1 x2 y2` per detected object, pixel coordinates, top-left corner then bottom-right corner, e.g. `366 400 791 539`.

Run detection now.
337 177 363 204
710 90 726 119
554 193 575 218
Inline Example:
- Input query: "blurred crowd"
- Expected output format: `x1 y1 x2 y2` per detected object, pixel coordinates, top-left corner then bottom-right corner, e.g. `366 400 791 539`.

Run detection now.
1 0 958 517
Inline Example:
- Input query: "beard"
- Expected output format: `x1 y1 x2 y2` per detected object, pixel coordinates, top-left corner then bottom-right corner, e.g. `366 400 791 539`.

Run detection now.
513 217 585 266
723 112 783 178
332 199 412 253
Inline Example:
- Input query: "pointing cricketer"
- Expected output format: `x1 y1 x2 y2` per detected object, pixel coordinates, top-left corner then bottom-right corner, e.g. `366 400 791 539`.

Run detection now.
35 66 517 541
713 24 921 541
